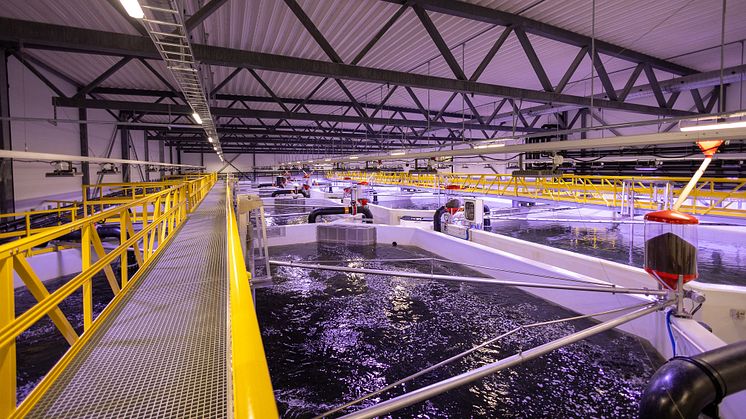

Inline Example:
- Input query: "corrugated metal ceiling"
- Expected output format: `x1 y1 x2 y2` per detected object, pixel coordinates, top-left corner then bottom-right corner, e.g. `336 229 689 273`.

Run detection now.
1 0 743 129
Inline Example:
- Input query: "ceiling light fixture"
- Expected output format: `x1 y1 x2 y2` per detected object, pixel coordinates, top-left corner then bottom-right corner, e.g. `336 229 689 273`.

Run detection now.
680 120 746 132
208 136 213 143
349 156 359 160
192 112 203 125
475 143 506 149
118 0 144 18
390 151 406 156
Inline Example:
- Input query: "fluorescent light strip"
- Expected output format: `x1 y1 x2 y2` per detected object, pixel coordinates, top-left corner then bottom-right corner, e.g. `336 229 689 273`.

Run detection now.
680 120 746 132
119 0 145 18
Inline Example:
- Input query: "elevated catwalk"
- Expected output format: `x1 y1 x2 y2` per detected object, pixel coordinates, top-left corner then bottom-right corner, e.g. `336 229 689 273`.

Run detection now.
28 184 229 417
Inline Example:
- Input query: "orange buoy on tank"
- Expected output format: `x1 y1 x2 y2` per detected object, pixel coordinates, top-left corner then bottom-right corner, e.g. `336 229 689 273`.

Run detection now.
643 209 699 290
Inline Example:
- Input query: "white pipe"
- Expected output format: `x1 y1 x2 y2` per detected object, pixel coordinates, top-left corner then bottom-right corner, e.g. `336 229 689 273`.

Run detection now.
310 126 746 164
341 301 673 419
269 260 669 296
0 149 203 169
672 156 713 210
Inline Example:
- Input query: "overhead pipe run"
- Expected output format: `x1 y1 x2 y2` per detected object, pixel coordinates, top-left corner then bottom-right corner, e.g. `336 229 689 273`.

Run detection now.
638 340 746 419
268 260 669 296
304 125 746 165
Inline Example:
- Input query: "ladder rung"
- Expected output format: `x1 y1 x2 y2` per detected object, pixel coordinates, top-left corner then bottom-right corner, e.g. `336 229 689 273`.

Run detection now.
150 31 187 38
163 51 191 57
155 40 189 48
142 5 179 14
143 18 181 27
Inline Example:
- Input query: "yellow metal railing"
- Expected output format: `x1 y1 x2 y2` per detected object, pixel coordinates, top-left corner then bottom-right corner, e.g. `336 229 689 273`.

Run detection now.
0 204 80 241
331 171 746 218
225 179 278 418
1 173 216 418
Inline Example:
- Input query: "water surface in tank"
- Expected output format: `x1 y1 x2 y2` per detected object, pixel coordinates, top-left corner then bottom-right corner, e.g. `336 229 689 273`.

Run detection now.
258 243 662 418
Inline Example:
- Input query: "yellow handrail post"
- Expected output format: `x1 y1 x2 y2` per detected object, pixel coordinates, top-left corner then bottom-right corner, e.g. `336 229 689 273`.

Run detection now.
0 257 15 418
120 209 129 288
81 224 93 331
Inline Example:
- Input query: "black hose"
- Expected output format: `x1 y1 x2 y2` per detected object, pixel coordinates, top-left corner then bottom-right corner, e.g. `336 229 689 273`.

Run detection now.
483 205 491 228
308 206 372 223
433 206 446 232
434 199 461 232
639 340 746 419
271 189 310 198
257 183 274 188
96 224 121 240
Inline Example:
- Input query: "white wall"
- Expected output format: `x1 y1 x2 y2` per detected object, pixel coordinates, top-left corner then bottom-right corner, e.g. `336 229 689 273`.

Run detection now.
6 56 166 211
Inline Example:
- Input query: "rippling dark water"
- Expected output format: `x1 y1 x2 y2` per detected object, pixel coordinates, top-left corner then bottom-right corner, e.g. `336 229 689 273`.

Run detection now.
488 219 746 286
15 264 129 401
257 243 662 418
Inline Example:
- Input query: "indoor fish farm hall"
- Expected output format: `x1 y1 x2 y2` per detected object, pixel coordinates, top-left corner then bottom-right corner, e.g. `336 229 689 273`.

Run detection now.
1 0 746 418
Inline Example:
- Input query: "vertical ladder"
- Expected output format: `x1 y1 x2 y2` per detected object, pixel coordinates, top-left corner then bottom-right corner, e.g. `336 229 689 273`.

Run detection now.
248 207 271 280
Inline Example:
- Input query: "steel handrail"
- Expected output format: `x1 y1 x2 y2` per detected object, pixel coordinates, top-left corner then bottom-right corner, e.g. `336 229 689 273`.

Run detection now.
225 179 278 418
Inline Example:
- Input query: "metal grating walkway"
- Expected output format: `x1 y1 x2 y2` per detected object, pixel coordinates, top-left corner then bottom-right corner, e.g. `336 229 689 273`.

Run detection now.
28 184 229 418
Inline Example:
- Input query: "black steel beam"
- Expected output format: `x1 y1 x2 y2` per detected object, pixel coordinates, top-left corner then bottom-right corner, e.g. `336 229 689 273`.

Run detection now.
92 86 475 120
10 51 67 97
383 0 696 75
179 147 397 154
0 49 13 213
514 27 553 92
618 63 644 102
414 4 467 80
157 137 392 148
471 27 512 82
53 96 544 132
0 18 694 117
185 0 229 32
76 57 131 98
555 46 587 93
643 62 667 108
590 50 618 101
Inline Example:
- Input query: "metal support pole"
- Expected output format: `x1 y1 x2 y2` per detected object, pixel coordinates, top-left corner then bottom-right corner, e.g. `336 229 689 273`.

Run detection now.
158 136 165 180
143 130 150 181
268 260 669 296
79 108 90 193
0 48 14 213
120 114 130 182
341 301 672 419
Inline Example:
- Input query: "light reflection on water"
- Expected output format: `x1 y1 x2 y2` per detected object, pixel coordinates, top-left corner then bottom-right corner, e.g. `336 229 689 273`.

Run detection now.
256 243 662 418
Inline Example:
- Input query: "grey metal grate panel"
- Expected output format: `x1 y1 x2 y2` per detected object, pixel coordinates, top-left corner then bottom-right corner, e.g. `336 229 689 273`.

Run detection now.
28 184 229 418
317 224 376 245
